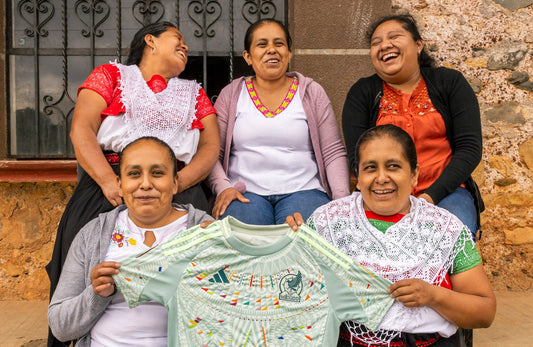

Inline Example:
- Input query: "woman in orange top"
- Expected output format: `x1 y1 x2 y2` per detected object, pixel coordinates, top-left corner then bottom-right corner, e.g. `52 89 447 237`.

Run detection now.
342 14 483 241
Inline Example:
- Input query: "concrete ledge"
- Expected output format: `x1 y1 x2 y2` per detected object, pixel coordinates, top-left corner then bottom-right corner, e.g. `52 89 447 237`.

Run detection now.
0 160 77 182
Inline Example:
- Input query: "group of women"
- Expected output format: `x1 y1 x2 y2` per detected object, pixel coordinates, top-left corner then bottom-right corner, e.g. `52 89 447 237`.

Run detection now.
47 13 495 347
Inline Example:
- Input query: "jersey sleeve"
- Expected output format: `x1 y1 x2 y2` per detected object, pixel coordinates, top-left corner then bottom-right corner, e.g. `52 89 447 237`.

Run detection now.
299 225 394 332
113 223 211 308
113 244 177 308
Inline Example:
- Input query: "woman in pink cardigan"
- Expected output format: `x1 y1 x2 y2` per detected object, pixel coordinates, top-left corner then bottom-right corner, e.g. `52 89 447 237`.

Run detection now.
207 19 349 224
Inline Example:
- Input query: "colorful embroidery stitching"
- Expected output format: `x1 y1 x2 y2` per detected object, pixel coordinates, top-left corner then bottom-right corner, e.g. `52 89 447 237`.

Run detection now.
110 225 136 247
245 77 299 118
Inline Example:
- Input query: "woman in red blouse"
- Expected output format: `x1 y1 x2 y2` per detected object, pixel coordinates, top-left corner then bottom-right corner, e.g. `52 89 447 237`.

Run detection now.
46 21 219 347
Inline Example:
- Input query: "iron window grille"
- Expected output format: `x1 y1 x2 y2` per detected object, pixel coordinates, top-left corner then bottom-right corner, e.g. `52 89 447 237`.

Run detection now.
7 0 287 158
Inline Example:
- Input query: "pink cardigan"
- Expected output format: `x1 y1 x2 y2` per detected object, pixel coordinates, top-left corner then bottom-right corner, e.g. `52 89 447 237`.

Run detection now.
207 71 350 199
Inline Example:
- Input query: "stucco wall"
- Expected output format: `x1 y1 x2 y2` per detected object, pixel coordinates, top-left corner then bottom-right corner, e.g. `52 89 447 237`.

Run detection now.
391 0 533 291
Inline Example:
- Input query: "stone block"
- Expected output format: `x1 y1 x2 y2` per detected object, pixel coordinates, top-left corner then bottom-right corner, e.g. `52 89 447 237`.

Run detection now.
487 155 514 177
493 0 533 12
472 161 486 187
465 57 488 68
484 102 526 125
486 40 528 71
4 263 23 277
519 138 533 169
494 178 517 186
483 193 533 208
504 227 533 245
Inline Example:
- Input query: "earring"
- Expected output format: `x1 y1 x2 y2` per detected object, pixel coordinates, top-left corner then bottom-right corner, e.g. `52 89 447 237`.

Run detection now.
151 46 156 54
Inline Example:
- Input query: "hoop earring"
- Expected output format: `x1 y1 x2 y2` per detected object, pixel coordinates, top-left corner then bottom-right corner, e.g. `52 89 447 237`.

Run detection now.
151 46 156 54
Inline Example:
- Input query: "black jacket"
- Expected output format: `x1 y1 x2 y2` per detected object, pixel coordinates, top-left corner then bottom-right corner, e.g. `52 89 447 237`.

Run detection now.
342 67 483 207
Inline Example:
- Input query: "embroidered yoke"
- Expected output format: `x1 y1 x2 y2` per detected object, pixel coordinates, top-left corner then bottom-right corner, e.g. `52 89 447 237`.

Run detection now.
377 79 454 196
308 193 480 345
117 63 200 146
114 216 394 346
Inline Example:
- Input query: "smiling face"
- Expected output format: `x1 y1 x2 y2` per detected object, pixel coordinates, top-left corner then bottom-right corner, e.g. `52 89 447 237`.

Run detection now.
356 135 419 216
243 21 292 82
119 139 178 228
369 20 423 84
148 27 189 78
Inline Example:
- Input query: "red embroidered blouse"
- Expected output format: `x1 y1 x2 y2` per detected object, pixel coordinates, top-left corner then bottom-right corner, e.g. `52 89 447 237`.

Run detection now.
78 64 216 130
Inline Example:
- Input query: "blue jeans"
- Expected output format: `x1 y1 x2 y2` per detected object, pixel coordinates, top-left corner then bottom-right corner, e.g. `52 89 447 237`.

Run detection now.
437 187 478 242
222 189 331 225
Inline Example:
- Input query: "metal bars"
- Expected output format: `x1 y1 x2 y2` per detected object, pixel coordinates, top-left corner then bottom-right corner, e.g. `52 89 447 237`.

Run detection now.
7 0 286 158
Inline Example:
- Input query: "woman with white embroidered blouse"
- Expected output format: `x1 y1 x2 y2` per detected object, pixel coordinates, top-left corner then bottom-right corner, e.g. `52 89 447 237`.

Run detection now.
207 19 350 225
288 124 495 347
46 21 219 346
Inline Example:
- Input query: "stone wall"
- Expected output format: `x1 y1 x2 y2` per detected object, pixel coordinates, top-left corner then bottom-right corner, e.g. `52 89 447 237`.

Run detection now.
0 183 75 300
391 0 533 291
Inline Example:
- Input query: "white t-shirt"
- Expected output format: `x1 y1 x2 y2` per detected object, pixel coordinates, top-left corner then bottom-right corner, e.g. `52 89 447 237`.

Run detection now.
90 208 188 346
228 82 324 195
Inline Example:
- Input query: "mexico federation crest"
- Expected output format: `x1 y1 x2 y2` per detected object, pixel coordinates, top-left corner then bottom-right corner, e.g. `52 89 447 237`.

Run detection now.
279 271 303 302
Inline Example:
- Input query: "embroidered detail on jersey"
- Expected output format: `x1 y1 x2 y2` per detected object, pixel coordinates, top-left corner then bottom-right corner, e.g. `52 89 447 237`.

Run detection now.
245 77 299 118
289 325 314 341
279 271 303 302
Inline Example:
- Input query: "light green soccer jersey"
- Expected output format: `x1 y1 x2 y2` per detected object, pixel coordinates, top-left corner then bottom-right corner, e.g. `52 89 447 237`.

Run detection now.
114 216 394 346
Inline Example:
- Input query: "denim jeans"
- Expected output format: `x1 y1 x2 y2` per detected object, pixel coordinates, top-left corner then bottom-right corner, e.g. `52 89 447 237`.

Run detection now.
437 187 478 242
222 189 331 225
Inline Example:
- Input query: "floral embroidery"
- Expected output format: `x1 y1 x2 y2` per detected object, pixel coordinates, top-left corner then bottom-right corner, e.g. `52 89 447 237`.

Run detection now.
110 225 136 247
379 79 436 117
245 77 299 118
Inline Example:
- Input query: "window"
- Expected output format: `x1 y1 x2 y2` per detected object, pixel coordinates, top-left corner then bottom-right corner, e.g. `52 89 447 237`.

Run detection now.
7 0 287 158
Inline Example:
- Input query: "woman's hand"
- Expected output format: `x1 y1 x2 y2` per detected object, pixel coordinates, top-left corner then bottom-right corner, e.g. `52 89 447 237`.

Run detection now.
100 178 123 207
388 278 436 307
200 220 215 228
212 187 249 219
390 265 496 329
285 212 304 231
90 261 121 297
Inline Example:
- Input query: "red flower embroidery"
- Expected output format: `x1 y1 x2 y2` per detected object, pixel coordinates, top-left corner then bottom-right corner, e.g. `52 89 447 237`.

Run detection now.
112 232 124 242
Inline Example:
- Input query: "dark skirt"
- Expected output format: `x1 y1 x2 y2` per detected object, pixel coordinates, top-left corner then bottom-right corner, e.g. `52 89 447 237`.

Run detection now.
46 162 209 346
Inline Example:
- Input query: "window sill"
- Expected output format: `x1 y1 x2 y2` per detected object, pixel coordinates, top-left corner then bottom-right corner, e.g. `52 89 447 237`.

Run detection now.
0 160 78 182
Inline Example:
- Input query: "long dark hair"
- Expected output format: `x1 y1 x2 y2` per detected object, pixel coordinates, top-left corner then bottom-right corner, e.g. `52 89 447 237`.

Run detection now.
354 124 418 176
367 14 436 68
244 18 292 52
126 21 178 66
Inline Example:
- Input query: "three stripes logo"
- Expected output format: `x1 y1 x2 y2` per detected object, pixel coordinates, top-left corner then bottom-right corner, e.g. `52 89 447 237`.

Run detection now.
208 267 230 284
